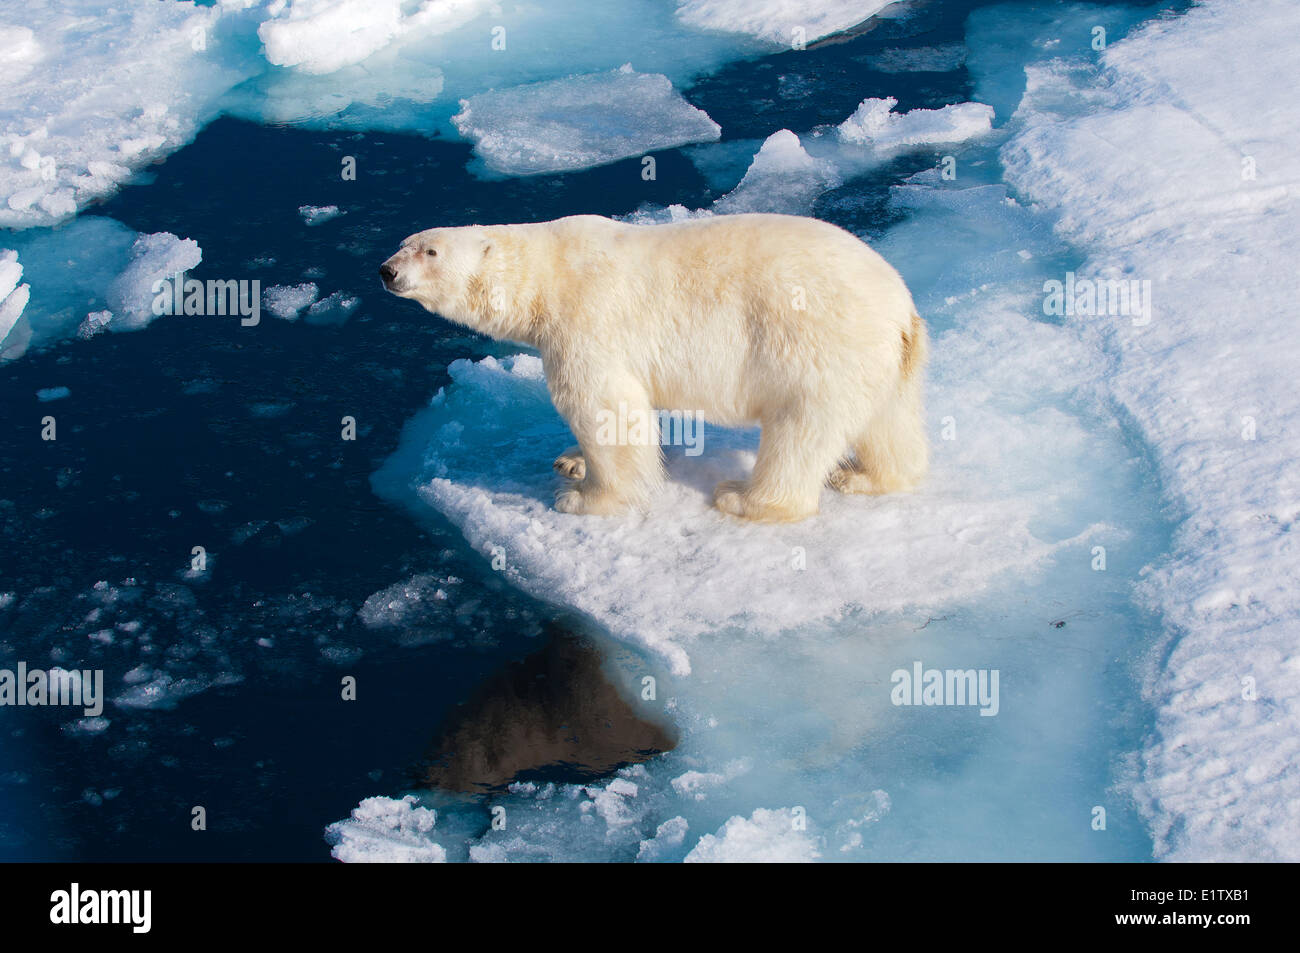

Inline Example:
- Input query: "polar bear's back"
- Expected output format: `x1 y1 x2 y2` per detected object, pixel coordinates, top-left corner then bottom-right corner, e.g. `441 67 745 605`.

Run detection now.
553 213 914 333
537 213 920 426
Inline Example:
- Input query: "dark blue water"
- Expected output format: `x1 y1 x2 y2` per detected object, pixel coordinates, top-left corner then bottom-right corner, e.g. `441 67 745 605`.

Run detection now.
0 0 1175 861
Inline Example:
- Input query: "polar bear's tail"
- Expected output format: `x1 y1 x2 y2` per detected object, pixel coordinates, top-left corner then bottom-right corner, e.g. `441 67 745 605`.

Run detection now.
900 310 928 382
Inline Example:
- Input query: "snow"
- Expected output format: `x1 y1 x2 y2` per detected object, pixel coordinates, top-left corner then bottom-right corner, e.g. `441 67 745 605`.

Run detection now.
452 66 721 176
999 0 1300 862
675 0 901 46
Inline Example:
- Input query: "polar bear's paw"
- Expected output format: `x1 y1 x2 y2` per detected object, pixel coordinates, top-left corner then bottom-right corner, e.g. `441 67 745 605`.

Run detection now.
828 465 918 495
713 480 816 523
554 485 627 516
552 446 586 481
827 466 881 494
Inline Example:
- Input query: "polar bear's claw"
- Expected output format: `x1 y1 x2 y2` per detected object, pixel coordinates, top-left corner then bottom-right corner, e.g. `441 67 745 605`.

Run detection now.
555 485 629 516
828 466 878 494
553 446 586 481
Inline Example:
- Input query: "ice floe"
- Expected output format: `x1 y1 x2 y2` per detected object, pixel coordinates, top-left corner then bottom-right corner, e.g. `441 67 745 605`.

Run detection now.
452 66 721 176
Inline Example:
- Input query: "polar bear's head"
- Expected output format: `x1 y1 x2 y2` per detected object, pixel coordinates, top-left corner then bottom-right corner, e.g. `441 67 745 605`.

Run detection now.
379 225 492 316
381 223 553 345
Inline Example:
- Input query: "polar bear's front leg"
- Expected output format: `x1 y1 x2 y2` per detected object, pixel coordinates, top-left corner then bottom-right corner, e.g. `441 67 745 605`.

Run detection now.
550 381 664 516
554 435 661 515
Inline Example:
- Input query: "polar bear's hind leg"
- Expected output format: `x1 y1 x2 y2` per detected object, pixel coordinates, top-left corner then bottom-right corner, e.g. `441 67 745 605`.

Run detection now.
714 410 851 522
829 376 928 495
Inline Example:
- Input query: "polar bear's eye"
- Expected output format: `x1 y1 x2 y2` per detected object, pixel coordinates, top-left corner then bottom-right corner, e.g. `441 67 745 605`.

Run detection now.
425 249 437 257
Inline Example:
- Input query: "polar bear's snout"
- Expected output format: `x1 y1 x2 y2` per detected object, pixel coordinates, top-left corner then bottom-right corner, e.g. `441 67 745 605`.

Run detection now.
378 253 407 293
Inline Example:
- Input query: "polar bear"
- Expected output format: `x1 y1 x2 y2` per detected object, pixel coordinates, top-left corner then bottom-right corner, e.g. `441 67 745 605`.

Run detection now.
380 213 927 523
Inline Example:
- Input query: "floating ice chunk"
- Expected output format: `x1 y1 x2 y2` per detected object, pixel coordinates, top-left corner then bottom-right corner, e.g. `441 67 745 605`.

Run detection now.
105 232 203 332
259 0 405 75
675 0 900 46
325 795 445 863
670 758 750 801
113 670 221 710
1000 0 1300 862
684 808 819 862
64 717 111 736
0 250 30 359
838 96 994 148
713 130 839 215
298 204 343 226
451 66 721 175
358 572 456 634
0 249 22 301
619 203 715 226
263 282 320 320
304 290 359 325
36 386 69 402
637 816 689 862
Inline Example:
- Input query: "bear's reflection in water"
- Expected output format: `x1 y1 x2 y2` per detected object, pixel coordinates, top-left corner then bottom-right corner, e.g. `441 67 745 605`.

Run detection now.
421 626 677 794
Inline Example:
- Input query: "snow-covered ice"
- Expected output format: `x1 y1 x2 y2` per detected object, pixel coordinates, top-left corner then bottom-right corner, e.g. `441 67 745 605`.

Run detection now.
0 1 258 229
1000 0 1300 861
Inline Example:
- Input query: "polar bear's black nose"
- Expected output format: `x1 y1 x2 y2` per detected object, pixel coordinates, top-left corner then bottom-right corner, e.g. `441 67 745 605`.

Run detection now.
379 262 397 286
